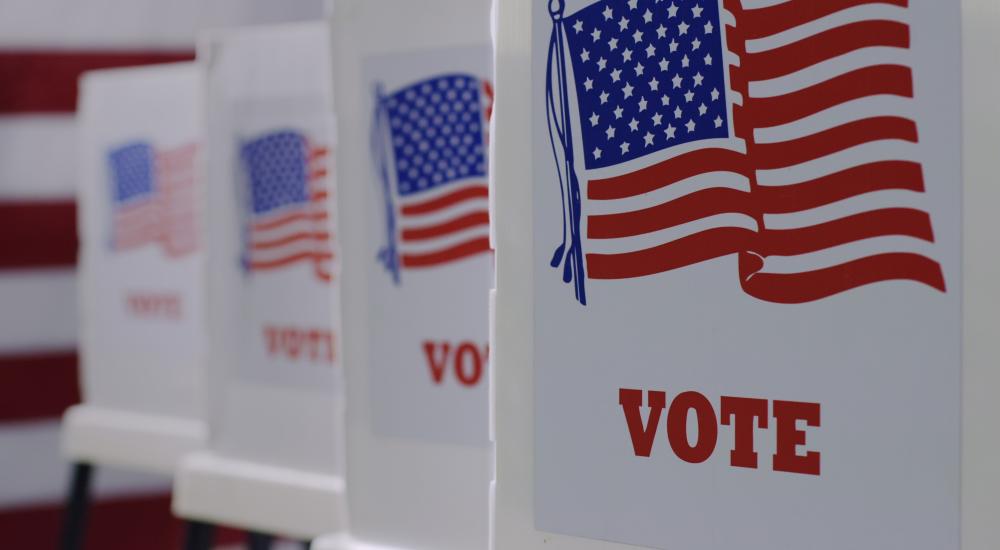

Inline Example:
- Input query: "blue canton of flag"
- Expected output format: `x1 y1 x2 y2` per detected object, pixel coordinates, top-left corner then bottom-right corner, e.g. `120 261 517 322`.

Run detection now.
384 74 488 195
564 0 729 169
109 142 155 204
241 131 311 215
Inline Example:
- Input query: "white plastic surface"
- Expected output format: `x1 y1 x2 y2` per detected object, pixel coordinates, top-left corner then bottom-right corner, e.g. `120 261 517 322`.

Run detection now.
173 451 345 540
310 534 402 550
491 0 1000 549
67 62 207 474
173 21 347 537
960 0 1000 546
330 1 493 548
62 405 205 475
309 534 347 550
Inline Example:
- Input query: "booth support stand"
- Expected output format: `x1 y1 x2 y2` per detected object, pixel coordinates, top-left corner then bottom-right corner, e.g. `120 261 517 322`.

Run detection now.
58 462 93 550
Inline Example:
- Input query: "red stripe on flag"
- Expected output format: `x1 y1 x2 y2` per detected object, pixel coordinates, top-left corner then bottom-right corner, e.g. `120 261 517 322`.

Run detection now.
759 208 936 256
586 227 757 280
753 116 919 171
309 146 330 161
741 21 910 82
756 161 925 214
0 51 194 113
402 210 490 241
252 232 331 250
742 252 946 304
252 210 328 232
587 148 748 200
0 200 77 269
401 236 491 268
744 65 914 129
588 188 754 239
400 185 489 216
0 351 79 422
737 0 909 40
248 251 334 270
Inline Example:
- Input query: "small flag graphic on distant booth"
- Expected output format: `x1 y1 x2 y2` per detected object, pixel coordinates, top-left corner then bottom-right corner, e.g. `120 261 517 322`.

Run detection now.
240 130 333 283
108 141 198 258
372 74 493 284
544 0 946 305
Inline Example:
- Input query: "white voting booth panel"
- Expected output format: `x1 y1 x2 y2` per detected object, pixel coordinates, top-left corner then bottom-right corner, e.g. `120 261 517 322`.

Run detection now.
172 22 346 540
65 62 207 474
493 0 1000 549
320 1 494 549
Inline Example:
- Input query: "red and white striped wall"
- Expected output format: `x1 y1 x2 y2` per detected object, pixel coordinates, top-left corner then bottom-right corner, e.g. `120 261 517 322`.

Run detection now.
0 1 324 547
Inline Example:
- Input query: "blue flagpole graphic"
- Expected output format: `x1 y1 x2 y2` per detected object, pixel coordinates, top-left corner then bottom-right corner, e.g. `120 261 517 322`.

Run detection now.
372 83 401 284
547 0 587 305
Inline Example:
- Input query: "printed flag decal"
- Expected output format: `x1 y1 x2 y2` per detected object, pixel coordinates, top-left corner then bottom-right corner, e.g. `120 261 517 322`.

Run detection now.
545 0 946 305
372 74 493 284
108 141 198 257
240 130 333 282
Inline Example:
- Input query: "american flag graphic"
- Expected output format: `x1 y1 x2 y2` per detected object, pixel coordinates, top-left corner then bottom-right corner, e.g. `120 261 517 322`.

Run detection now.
546 0 946 305
109 141 198 257
373 74 492 284
240 130 333 282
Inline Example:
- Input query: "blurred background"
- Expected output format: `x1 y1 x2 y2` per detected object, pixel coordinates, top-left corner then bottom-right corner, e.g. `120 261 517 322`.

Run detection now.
0 1 325 547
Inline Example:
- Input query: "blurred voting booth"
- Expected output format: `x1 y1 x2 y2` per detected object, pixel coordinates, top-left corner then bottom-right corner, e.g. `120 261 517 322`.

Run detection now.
492 1 1000 549
171 21 345 543
62 61 206 545
315 1 494 549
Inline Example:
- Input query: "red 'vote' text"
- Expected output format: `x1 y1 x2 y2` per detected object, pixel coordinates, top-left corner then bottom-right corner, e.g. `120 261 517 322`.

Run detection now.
619 388 821 476
126 293 181 319
422 341 488 387
264 326 335 364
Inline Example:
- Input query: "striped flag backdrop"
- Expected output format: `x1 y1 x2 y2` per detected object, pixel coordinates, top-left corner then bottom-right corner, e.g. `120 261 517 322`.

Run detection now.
544 0 944 305
0 0 324 547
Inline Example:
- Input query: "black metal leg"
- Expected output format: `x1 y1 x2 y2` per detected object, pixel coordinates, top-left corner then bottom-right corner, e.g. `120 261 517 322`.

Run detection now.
183 520 215 550
246 531 274 550
301 540 313 550
59 462 93 550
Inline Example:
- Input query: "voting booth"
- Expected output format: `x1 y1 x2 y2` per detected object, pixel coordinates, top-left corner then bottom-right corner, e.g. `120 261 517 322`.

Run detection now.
50 3 1000 549
171 22 346 544
492 0 1000 549
314 1 494 549
63 62 207 545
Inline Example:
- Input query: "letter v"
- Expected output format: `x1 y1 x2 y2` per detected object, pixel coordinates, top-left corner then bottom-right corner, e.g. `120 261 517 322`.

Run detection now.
423 341 451 384
619 388 666 457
